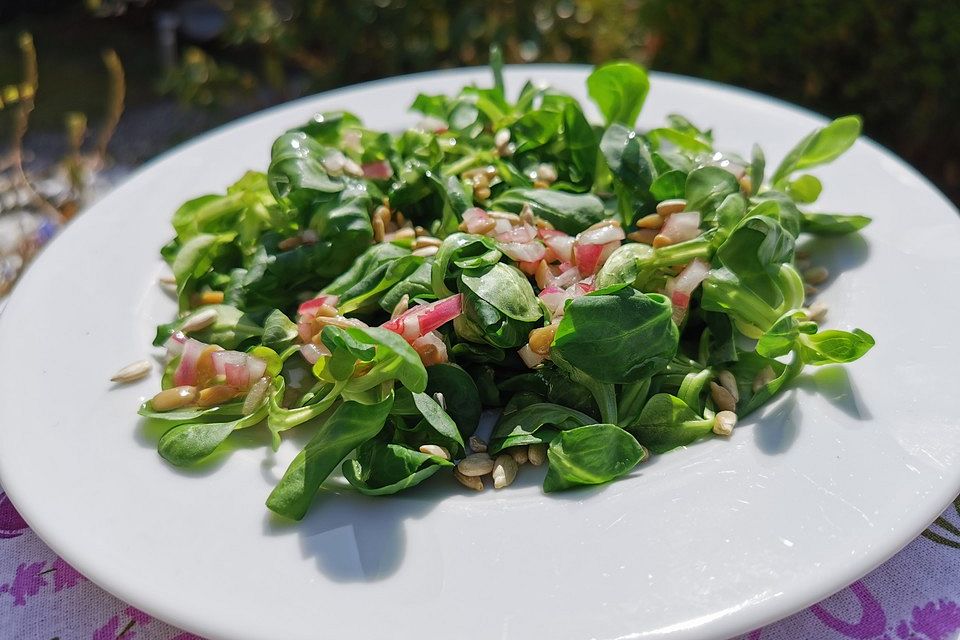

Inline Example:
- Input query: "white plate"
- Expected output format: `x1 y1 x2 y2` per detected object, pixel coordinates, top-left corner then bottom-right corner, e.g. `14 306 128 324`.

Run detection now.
1 66 959 640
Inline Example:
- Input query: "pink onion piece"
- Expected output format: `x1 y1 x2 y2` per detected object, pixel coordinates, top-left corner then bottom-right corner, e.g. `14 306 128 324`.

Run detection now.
497 223 538 244
577 223 625 246
538 286 571 315
462 208 492 235
297 317 315 344
661 211 701 244
173 338 207 387
361 160 394 180
211 350 245 377
246 355 267 382
297 294 340 318
412 331 448 364
550 264 582 289
164 331 187 358
300 343 328 366
499 241 546 263
573 242 605 275
540 229 575 263
224 360 249 388
381 294 463 342
670 258 711 309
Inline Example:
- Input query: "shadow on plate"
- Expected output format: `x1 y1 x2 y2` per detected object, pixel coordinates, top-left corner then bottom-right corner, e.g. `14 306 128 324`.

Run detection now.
795 365 871 421
797 233 870 279
746 390 802 455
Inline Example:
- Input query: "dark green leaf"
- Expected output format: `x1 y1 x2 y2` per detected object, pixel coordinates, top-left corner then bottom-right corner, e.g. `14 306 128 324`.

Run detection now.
543 424 646 492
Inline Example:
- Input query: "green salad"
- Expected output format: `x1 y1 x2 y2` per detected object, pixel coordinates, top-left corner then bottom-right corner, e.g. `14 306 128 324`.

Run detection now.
133 55 874 520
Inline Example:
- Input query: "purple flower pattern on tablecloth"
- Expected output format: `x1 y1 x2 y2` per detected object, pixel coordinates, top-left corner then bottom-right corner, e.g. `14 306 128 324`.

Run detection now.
2 489 960 640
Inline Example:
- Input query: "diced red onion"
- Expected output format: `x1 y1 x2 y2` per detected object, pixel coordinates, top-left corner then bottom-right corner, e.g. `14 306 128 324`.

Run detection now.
211 350 245 377
300 343 328 365
670 258 711 309
551 264 581 289
573 242 605 275
497 223 538 244
164 331 187 358
297 317 315 344
246 355 267 384
297 294 340 318
381 294 463 342
577 223 625 246
173 338 206 387
493 218 513 235
412 331 448 364
538 286 571 315
499 241 546 263
661 212 701 244
541 231 575 263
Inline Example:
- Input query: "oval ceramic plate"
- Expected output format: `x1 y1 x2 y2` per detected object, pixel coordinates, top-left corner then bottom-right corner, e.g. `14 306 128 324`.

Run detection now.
1 66 959 640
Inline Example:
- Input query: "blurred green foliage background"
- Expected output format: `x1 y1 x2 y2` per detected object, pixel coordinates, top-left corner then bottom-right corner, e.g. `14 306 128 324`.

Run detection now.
2 0 958 203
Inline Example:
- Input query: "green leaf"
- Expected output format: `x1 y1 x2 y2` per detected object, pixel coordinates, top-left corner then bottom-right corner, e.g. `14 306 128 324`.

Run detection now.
799 328 875 365
266 395 394 520
543 424 647 492
431 233 502 298
153 304 263 349
800 212 872 236
771 115 862 185
625 393 713 454
461 263 542 322
158 402 268 466
786 174 823 203
411 391 466 455
456 263 543 349
489 403 594 454
600 123 657 207
261 310 298 351
586 61 650 127
562 101 599 185
342 441 452 496
748 143 765 195
552 288 678 384
424 363 482 439
512 110 562 153
650 170 688 201
756 310 815 359
491 189 607 235
684 167 740 219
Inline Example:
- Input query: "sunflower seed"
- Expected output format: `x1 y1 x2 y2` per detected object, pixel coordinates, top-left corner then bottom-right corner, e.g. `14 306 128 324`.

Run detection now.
710 381 737 412
181 308 217 333
493 454 519 489
528 443 547 466
806 301 828 323
110 359 152 383
713 410 738 436
412 246 439 258
454 469 484 491
457 453 494 477
656 199 687 216
718 370 739 402
419 444 451 460
469 435 487 453
150 386 198 412
636 213 663 229
803 266 829 285
509 446 528 465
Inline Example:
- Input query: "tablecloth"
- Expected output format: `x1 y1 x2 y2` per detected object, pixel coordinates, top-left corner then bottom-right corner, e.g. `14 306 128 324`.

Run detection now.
1 485 958 640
